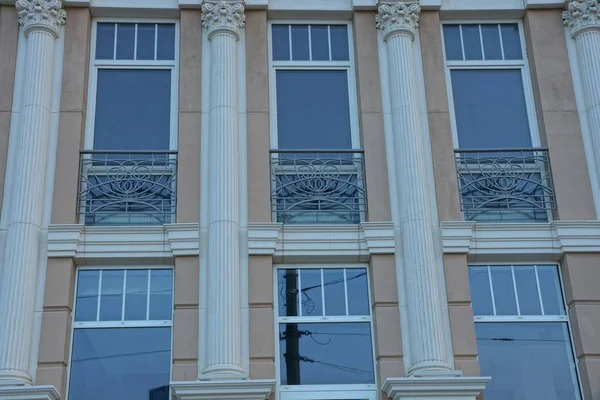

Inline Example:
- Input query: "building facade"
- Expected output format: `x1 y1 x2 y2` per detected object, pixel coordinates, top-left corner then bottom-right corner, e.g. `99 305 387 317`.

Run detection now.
0 0 599 399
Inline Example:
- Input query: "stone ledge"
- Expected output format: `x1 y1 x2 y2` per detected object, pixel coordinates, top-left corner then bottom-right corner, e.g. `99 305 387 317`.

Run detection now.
383 376 490 400
171 379 276 400
0 386 59 400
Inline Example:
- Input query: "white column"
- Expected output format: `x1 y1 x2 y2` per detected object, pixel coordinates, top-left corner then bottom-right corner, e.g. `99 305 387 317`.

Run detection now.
564 0 600 206
201 0 245 378
376 1 453 376
0 0 65 385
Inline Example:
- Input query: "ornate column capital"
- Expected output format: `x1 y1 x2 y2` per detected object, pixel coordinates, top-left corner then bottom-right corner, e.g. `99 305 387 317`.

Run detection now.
563 0 600 38
201 0 245 40
376 1 420 41
16 0 66 38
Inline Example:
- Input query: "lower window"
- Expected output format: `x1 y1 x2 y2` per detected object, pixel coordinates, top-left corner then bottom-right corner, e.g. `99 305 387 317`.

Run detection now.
468 265 581 400
68 268 173 400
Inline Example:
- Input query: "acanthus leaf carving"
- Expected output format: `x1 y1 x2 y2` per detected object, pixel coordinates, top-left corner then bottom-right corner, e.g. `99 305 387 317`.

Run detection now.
375 1 420 41
201 0 245 40
16 0 66 38
563 0 600 38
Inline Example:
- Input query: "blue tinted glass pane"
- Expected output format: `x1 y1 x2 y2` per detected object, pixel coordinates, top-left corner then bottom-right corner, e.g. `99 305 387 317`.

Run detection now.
137 24 155 60
276 70 352 149
300 269 323 316
538 266 565 315
157 24 175 60
514 266 542 315
149 269 173 320
330 25 349 61
75 270 100 322
69 327 171 400
291 25 309 61
501 24 522 60
443 24 463 60
451 69 532 149
481 24 502 60
462 25 482 60
125 270 148 321
94 69 171 151
96 23 115 59
99 270 124 321
278 269 299 317
491 266 518 315
310 25 329 61
468 267 494 316
116 23 135 60
476 323 580 400
347 269 369 316
324 269 346 316
272 25 290 61
279 322 374 385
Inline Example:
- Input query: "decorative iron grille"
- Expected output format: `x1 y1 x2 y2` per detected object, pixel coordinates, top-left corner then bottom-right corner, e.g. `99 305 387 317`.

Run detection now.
454 148 556 222
270 150 367 224
78 151 177 225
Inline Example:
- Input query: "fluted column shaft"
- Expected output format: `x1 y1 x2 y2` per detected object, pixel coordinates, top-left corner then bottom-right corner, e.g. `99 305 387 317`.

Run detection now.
0 1 65 385
201 0 245 378
564 1 600 205
377 1 452 376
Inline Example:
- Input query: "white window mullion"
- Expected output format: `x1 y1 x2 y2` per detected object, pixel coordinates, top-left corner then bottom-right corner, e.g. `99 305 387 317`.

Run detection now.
121 270 128 321
96 270 103 321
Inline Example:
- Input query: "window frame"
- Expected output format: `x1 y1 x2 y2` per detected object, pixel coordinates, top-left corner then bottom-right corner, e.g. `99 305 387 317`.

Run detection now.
65 265 175 400
273 264 378 400
468 262 584 399
267 21 361 150
84 18 180 152
440 20 541 150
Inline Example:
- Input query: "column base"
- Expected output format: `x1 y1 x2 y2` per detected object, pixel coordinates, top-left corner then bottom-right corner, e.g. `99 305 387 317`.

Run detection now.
0 385 59 400
171 379 276 400
383 376 490 400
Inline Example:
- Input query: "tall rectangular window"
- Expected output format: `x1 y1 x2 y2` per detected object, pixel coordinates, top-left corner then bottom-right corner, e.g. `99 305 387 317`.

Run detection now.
276 267 377 400
269 24 366 225
79 22 179 225
443 23 556 222
468 265 581 400
68 268 173 400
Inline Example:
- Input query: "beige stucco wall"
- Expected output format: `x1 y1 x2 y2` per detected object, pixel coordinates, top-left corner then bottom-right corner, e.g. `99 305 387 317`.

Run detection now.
51 8 91 224
524 10 596 221
353 11 391 222
177 10 202 223
0 6 18 215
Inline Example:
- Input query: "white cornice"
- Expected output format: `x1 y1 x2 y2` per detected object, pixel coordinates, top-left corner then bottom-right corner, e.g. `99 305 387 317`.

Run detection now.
171 379 275 400
0 385 59 400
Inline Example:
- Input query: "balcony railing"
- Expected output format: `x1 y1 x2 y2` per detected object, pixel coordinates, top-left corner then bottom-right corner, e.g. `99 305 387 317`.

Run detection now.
454 148 556 222
270 150 367 224
78 151 177 225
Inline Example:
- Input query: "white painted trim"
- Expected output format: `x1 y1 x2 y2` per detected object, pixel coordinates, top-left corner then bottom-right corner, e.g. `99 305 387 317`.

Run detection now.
0 385 59 400
170 380 275 400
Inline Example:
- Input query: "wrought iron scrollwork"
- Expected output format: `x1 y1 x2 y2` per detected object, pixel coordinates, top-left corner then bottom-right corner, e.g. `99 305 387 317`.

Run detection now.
78 151 177 225
454 148 556 222
270 150 367 224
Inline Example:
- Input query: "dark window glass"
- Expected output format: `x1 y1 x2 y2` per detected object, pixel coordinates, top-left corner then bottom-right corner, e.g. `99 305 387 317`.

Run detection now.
468 267 494 316
149 269 173 320
276 70 351 150
75 270 100 322
491 266 518 315
481 24 502 60
93 69 171 151
96 23 115 60
310 25 329 61
157 24 175 60
116 23 135 60
538 266 565 315
443 25 463 60
462 25 482 60
451 69 532 149
514 266 542 315
125 270 148 321
323 269 346 316
476 323 580 400
300 269 323 317
99 270 124 321
279 322 374 385
272 25 290 61
137 24 156 60
330 25 349 61
278 269 299 317
69 327 171 400
347 269 369 316
291 25 309 61
501 24 522 60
